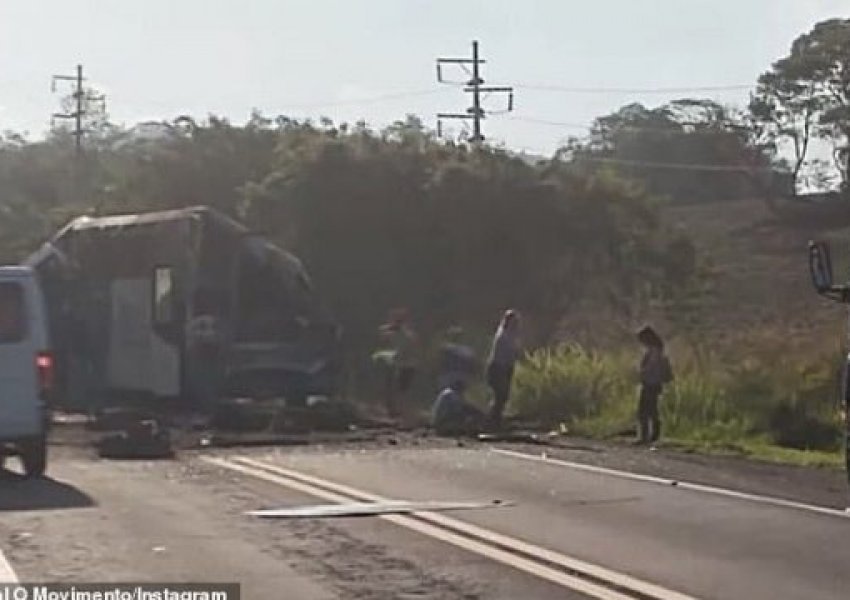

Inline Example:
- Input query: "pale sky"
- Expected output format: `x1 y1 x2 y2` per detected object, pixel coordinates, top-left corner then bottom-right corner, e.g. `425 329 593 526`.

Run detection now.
0 1 847 154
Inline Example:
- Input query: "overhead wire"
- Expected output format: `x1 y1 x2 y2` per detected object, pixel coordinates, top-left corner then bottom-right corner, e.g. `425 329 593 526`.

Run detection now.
506 82 753 95
507 115 752 136
276 88 453 110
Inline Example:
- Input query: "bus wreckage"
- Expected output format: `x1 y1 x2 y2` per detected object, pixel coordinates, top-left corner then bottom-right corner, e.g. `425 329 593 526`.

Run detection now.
25 206 340 416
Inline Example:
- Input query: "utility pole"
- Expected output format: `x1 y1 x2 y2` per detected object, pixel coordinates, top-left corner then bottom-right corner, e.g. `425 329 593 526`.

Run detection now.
437 41 513 144
52 64 104 155
51 64 105 205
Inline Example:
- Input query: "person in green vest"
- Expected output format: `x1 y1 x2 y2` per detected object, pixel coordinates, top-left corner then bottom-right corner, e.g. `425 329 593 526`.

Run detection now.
373 308 419 418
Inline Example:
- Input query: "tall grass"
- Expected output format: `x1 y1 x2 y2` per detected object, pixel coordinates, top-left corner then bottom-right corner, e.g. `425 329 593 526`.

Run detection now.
511 344 843 454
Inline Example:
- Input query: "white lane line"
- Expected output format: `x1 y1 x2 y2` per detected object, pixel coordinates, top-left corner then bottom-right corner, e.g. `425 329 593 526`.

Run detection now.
0 547 19 583
204 456 632 600
203 455 699 600
491 448 850 520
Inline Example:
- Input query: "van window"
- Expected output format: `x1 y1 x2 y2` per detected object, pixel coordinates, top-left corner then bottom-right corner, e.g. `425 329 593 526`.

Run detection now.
0 282 26 343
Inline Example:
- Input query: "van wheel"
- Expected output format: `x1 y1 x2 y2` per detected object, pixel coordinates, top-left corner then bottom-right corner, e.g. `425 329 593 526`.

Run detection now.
20 436 47 478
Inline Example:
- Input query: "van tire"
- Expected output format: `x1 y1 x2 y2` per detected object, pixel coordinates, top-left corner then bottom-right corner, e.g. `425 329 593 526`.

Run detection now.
20 436 47 478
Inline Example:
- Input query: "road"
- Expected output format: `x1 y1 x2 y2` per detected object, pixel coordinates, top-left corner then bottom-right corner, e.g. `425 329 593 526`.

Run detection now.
1 438 849 599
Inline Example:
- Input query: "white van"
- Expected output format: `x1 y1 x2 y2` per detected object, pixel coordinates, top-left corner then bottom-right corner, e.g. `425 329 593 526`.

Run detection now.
0 266 52 477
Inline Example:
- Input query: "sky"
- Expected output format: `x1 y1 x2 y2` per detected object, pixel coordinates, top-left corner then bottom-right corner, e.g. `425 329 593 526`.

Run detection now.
0 0 847 154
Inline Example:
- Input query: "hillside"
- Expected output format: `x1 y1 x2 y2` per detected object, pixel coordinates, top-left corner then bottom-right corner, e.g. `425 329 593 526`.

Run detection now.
664 198 850 356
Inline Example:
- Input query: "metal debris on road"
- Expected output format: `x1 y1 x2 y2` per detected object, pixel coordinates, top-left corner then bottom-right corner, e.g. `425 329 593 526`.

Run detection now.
246 499 512 519
476 432 544 444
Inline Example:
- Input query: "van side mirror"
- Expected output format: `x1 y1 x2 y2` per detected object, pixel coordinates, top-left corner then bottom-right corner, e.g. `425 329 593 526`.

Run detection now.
809 240 834 293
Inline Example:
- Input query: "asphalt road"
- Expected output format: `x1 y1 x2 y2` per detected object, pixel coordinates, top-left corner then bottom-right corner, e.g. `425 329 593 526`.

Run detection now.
2 441 849 599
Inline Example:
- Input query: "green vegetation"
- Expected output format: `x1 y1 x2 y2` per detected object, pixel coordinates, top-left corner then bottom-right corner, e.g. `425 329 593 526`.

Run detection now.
563 99 773 204
0 115 697 382
0 18 847 466
511 344 843 466
751 18 850 195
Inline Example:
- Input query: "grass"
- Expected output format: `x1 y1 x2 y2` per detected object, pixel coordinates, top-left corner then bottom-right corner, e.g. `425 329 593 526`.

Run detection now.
660 437 844 469
510 343 845 469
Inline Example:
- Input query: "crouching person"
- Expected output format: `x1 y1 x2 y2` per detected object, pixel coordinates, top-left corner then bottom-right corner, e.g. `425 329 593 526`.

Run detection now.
431 379 485 437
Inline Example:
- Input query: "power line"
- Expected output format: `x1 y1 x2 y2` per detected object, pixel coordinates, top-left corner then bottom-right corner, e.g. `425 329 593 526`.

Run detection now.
277 88 451 110
508 82 753 95
508 115 589 130
436 41 514 144
508 115 752 137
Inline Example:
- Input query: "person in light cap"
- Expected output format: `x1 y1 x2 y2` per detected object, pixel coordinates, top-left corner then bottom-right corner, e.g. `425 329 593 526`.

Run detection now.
485 309 521 429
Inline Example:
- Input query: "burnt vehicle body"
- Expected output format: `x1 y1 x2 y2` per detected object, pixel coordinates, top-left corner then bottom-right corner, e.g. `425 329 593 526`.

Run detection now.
25 206 339 413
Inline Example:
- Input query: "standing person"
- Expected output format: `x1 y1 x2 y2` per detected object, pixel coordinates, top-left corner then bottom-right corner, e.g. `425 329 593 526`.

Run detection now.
485 309 521 429
636 325 673 445
377 309 418 417
185 289 226 412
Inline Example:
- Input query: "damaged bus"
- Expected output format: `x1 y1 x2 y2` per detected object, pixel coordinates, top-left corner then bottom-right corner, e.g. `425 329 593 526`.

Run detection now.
25 206 339 414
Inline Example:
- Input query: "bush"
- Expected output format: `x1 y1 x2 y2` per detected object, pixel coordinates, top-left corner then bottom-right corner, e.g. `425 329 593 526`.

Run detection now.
511 345 633 426
510 343 842 452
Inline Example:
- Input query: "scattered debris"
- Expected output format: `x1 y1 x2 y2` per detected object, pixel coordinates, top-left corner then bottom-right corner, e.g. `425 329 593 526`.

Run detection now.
247 499 511 519
89 407 159 432
211 397 362 434
96 420 174 460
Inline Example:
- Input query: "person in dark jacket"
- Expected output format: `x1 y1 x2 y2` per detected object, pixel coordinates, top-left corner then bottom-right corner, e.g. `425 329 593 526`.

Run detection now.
431 379 484 436
437 326 477 391
636 325 673 445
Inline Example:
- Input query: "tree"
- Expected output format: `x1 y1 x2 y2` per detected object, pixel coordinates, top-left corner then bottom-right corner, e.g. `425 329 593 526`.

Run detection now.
750 73 821 195
0 113 697 390
242 119 697 357
564 99 762 203
752 18 850 194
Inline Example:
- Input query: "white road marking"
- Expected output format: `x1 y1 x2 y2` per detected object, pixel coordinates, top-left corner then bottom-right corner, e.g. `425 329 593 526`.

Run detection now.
0 548 18 583
491 448 850 520
203 455 699 600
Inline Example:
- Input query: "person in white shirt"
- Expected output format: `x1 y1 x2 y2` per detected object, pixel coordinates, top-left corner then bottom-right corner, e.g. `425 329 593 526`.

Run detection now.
485 309 521 429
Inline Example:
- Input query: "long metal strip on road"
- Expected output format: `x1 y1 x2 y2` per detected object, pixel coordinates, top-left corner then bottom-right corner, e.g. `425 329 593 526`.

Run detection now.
491 448 850 519
0 547 18 583
203 455 699 600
